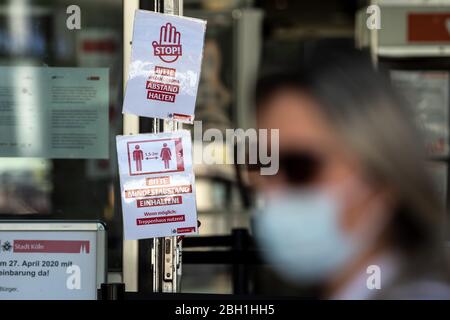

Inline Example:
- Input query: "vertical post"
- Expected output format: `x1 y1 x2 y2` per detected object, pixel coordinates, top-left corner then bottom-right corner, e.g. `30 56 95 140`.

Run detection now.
232 229 249 294
151 0 184 293
122 0 141 293
369 0 379 67
233 9 263 130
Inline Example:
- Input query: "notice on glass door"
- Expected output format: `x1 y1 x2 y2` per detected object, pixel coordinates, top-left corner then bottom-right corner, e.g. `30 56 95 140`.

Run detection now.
0 66 109 158
122 10 206 123
116 130 198 240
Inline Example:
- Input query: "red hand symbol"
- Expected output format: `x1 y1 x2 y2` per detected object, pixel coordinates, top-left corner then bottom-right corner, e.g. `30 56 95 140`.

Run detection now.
152 23 182 63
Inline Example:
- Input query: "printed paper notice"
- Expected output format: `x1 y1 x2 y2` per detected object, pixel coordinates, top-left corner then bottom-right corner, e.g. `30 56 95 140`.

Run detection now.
0 66 109 158
116 130 198 239
122 10 206 123
391 70 449 157
0 231 97 300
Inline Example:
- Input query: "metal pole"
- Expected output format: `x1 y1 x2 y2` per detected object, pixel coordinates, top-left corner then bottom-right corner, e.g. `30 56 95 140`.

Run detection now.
151 0 184 293
369 0 379 67
122 0 140 293
232 229 249 294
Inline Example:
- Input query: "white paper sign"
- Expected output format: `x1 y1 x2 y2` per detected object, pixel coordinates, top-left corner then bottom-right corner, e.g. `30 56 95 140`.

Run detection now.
0 66 109 159
122 10 206 123
391 70 449 157
0 231 98 300
116 130 198 239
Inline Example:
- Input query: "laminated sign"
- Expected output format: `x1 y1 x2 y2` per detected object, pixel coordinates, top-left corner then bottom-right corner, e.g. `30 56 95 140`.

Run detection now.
116 130 198 239
123 10 206 123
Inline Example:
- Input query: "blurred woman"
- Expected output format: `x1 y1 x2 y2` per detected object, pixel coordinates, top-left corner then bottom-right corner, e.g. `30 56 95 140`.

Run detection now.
251 49 450 299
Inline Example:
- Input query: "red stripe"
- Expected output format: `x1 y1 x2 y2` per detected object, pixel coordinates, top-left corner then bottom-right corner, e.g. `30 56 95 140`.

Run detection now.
177 227 196 234
136 215 185 225
408 13 450 42
14 240 90 253
82 40 117 53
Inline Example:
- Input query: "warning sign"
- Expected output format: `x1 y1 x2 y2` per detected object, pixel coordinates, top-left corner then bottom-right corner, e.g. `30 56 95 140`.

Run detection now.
122 10 206 123
116 130 197 239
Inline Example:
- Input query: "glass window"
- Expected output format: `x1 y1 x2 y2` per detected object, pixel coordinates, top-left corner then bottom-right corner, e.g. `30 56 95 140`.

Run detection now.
0 0 123 269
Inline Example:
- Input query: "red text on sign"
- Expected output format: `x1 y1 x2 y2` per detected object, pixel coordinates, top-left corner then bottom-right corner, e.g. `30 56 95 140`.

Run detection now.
136 214 185 225
136 195 183 208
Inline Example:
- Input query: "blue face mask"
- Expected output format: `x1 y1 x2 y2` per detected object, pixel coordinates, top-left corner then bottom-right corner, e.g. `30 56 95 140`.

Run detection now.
253 190 359 284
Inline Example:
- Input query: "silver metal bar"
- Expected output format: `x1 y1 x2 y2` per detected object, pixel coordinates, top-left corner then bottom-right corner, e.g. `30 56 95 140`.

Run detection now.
151 0 183 294
164 0 183 16
369 0 379 67
234 9 263 130
122 0 140 293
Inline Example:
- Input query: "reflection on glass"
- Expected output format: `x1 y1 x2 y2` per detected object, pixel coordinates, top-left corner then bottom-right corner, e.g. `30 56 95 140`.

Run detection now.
0 0 123 269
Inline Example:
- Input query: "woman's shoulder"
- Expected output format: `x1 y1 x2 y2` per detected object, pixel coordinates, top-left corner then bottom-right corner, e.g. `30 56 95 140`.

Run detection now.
380 279 450 300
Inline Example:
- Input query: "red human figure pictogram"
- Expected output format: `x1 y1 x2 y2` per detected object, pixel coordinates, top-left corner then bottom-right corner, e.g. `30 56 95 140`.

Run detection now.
160 143 172 169
133 145 144 172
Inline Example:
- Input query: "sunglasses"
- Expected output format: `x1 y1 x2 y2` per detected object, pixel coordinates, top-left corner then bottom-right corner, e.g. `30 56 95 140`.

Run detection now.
248 151 324 185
